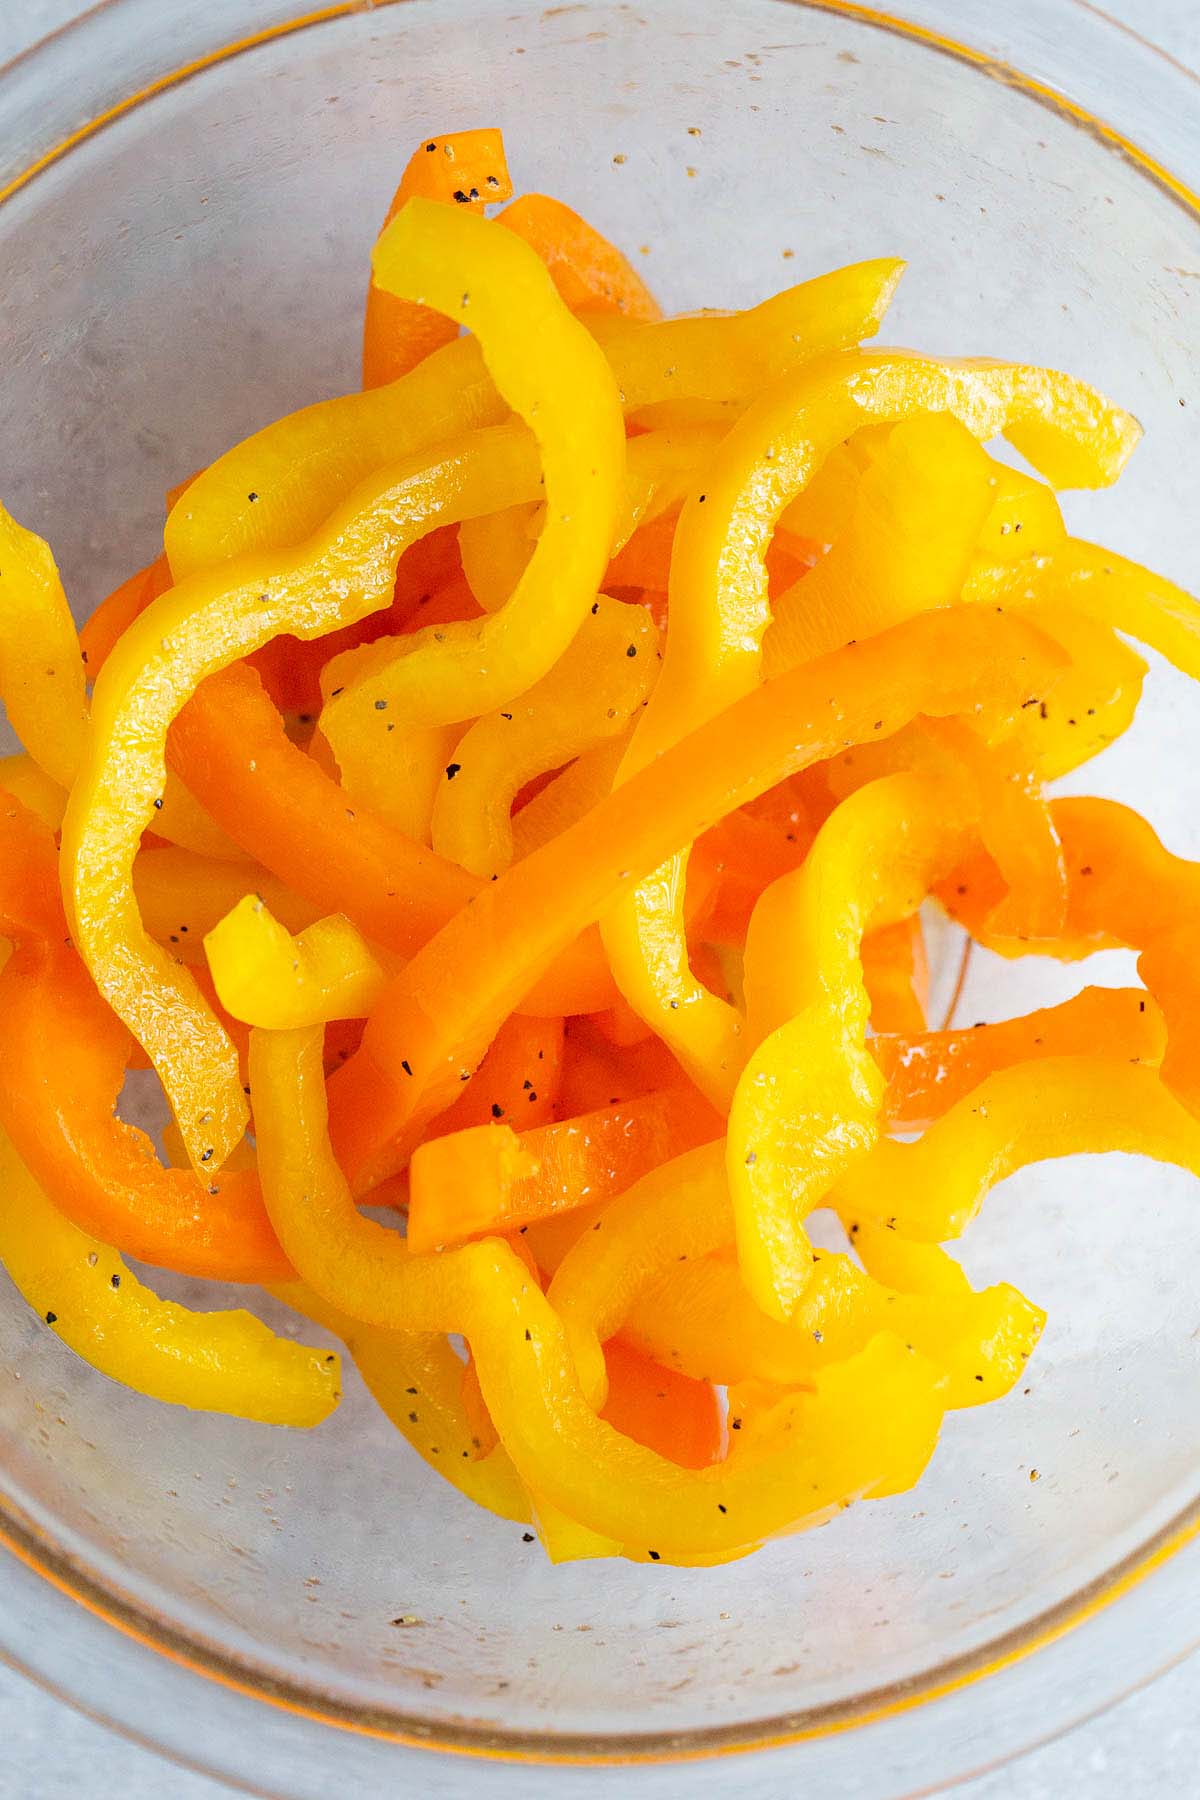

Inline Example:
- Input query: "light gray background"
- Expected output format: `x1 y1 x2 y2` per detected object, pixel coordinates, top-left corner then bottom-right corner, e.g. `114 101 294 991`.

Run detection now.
2 1 1199 1794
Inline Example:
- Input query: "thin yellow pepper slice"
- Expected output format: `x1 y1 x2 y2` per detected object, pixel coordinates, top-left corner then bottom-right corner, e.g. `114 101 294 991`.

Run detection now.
730 772 974 1318
0 1129 339 1426
832 1056 1200 1241
509 735 629 860
603 350 1140 1109
63 419 542 1172
273 1281 531 1523
206 898 391 1028
250 1023 945 1559
0 752 66 830
431 594 660 878
133 845 316 965
319 201 625 749
0 502 88 791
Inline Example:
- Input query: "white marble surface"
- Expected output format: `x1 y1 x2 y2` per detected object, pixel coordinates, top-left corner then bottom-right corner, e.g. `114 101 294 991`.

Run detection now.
2 0 1199 1794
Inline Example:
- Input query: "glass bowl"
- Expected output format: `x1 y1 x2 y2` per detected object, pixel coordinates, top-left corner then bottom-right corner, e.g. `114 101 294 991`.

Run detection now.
2 1 1200 1795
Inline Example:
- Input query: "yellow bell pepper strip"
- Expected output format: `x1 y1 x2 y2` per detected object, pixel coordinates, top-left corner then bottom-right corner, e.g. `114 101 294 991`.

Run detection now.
63 418 562 1174
0 1131 338 1427
327 609 1062 1192
729 772 973 1318
499 191 662 321
166 332 505 581
407 1084 723 1253
153 773 256 864
764 413 995 676
874 986 1164 1130
0 793 290 1280
363 128 513 388
252 1024 945 1557
975 537 1200 680
0 752 65 830
320 202 626 761
966 460 1067 577
273 1280 531 1522
847 1221 972 1297
133 843 317 968
1006 602 1146 782
831 1057 1200 1243
161 1118 257 1173
205 898 391 1029
0 501 88 790
457 503 539 612
430 595 660 878
603 350 1137 1108
621 1248 1042 1411
79 557 164 676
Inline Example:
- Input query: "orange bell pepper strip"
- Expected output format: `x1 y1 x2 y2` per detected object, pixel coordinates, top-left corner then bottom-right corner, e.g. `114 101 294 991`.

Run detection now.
0 1132 337 1427
430 594 660 878
322 202 626 763
79 555 170 676
362 128 513 388
252 1024 946 1558
274 1281 531 1522
1139 930 1200 1119
729 772 974 1319
874 986 1164 1130
603 350 1138 1107
328 609 1062 1191
0 794 289 1282
600 1340 721 1469
861 915 929 1035
407 1084 723 1253
942 796 1200 958
423 1011 564 1142
832 1057 1200 1243
170 664 614 1015
499 192 661 321
556 1017 691 1117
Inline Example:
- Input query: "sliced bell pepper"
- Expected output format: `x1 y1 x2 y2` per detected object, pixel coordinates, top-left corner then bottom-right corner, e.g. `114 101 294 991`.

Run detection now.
206 898 390 1028
133 842 317 966
862 915 929 1035
0 752 66 831
603 349 1137 1108
0 1130 337 1426
874 986 1164 1129
499 192 661 321
599 1339 721 1469
0 501 88 791
252 1025 946 1558
79 555 170 676
327 609 1062 1191
833 1056 1200 1242
423 1010 564 1141
729 771 973 1318
430 593 659 877
407 1084 723 1253
362 128 513 388
509 735 628 860
321 202 626 780
274 1280 531 1522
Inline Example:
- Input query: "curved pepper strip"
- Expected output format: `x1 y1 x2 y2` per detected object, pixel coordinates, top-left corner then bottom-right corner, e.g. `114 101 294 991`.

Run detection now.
252 1028 946 1559
64 420 564 1172
273 1280 530 1522
509 735 628 860
763 412 994 676
603 350 1138 1107
874 986 1164 1130
169 261 901 591
80 556 168 675
499 192 661 321
431 594 660 877
831 1056 1200 1242
861 915 928 1035
322 201 625 768
0 792 289 1280
729 772 973 1318
0 501 88 790
407 1084 723 1253
620 1249 1041 1410
362 128 513 388
0 1132 337 1427
0 752 66 831
169 665 615 1017
206 898 391 1028
327 610 1061 1192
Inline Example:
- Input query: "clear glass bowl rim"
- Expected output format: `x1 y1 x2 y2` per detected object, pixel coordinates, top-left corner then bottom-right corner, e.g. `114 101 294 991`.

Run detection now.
2 0 1200 1791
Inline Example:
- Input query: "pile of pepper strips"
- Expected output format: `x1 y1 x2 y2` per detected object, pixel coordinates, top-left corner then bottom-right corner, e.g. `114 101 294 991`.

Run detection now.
1 128 1199 1565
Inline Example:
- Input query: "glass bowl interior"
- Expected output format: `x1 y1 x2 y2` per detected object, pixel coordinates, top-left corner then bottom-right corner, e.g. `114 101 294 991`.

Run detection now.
2 0 1200 1790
